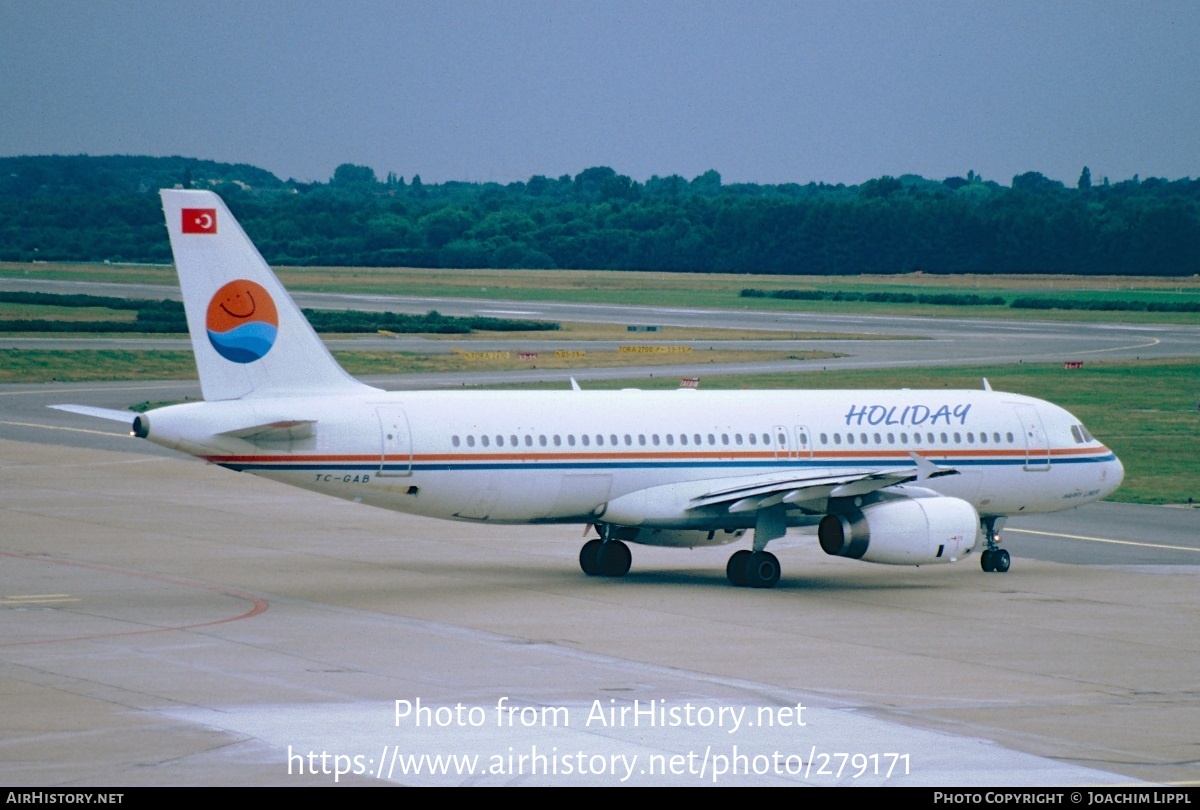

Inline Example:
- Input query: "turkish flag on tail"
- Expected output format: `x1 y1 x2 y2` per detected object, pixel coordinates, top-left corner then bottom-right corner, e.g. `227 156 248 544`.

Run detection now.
181 208 217 234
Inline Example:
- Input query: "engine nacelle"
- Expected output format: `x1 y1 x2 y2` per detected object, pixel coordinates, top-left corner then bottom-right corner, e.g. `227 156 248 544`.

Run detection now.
818 497 979 565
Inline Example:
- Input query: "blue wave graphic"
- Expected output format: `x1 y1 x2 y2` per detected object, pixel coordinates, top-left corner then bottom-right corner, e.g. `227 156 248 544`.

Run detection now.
208 321 278 363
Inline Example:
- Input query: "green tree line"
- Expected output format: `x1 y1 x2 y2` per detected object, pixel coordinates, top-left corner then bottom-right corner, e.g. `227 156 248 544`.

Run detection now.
3 155 1199 275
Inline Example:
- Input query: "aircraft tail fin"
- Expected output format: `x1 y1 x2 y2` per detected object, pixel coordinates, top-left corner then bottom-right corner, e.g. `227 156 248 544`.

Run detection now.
161 189 375 401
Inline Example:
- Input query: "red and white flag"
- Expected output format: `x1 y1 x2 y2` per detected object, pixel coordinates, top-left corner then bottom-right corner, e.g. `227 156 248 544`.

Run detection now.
181 208 217 234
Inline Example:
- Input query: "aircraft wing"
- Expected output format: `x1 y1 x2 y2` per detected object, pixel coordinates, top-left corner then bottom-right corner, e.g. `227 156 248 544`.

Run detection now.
603 453 958 528
696 453 955 511
688 453 958 513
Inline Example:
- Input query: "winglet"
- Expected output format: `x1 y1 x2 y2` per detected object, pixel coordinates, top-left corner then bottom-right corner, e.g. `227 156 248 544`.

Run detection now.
908 451 958 482
982 377 992 391
570 377 581 391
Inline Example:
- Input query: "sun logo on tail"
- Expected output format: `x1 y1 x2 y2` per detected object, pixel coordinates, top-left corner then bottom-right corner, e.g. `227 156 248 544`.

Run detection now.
205 280 279 363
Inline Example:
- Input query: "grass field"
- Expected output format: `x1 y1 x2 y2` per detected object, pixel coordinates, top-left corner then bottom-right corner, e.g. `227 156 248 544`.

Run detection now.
0 347 839 383
4 262 1199 325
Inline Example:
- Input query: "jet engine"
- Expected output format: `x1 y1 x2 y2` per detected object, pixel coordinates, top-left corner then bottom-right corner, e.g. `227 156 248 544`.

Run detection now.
818 496 978 565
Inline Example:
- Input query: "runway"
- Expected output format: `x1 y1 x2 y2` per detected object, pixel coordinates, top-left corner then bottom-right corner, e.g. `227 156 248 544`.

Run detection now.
2 280 1198 786
3 278 1200 377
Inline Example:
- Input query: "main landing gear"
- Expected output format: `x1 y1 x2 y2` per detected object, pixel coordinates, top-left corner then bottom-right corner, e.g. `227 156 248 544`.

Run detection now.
726 549 781 589
579 537 632 577
980 516 1010 573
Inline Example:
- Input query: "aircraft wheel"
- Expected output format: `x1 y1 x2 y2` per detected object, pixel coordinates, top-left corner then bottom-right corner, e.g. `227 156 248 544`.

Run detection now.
598 540 632 577
980 549 996 573
579 538 603 576
743 551 781 589
726 549 751 586
992 549 1011 573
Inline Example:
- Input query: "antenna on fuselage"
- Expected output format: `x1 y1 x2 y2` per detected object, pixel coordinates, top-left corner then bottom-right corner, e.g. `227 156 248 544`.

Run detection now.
982 378 993 391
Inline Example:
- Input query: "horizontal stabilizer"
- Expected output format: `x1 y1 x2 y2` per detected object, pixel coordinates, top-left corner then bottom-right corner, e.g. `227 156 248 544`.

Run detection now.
49 404 134 424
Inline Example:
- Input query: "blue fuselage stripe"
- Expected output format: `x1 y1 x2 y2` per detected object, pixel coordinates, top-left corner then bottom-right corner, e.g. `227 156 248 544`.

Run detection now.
218 453 1117 474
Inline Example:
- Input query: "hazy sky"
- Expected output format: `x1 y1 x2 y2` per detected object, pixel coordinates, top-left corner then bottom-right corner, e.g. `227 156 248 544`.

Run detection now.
2 1 1197 187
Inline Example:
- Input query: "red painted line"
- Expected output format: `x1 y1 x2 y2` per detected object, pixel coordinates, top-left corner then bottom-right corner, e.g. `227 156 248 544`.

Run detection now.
0 550 268 648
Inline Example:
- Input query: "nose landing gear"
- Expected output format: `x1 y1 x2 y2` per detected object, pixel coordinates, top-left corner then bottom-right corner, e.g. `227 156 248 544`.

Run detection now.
980 516 1010 573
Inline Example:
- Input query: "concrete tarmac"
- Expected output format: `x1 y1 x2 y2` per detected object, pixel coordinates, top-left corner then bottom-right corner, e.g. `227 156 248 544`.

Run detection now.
1 433 1198 786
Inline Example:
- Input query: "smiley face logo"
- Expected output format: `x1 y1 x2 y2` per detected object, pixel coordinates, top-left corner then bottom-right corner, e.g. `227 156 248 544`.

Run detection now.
205 280 279 363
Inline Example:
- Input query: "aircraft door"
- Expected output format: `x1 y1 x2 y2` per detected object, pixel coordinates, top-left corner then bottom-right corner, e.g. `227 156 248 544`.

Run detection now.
1014 404 1050 471
376 407 413 477
772 425 790 459
773 425 812 460
795 425 813 460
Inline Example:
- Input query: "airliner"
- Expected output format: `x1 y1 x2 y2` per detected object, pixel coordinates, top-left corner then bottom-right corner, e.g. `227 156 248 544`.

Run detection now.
55 190 1124 588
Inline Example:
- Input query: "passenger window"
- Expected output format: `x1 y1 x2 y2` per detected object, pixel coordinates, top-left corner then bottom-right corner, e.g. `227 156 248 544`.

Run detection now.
467 435 476 447
568 435 576 446
638 435 647 446
874 432 882 444
452 435 461 447
553 435 562 447
665 434 674 446
833 433 842 445
539 435 548 447
748 433 757 446
525 435 533 447
846 433 855 445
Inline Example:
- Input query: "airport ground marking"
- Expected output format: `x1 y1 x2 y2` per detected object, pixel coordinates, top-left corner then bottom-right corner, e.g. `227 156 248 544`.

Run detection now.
1006 527 1199 554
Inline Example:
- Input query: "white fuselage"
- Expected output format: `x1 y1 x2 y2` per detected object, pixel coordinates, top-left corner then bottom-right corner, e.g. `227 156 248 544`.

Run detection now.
142 387 1123 542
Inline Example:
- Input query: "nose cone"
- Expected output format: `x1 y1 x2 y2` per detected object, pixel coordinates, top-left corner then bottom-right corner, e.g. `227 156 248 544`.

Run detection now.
1100 451 1124 498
